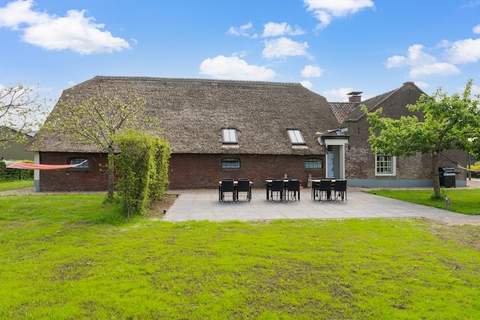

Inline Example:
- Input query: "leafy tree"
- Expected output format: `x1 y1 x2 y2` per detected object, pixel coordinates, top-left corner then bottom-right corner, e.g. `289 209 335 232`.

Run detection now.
365 81 479 199
0 85 45 145
45 84 148 200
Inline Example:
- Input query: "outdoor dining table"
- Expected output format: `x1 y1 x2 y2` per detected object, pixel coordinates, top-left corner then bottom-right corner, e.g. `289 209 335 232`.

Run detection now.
218 180 253 186
218 180 253 202
265 179 289 200
311 179 337 200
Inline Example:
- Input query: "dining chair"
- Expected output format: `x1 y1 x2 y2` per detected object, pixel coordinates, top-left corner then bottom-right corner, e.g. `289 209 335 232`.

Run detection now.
219 179 235 202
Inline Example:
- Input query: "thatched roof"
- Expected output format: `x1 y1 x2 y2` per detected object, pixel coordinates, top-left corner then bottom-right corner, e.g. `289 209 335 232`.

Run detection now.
31 76 340 155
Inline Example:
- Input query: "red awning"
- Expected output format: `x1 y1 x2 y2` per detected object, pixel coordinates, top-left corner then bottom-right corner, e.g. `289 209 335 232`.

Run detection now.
7 161 86 171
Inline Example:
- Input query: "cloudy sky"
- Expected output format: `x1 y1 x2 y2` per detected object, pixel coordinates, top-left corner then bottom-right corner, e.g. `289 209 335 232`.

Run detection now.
1 0 479 104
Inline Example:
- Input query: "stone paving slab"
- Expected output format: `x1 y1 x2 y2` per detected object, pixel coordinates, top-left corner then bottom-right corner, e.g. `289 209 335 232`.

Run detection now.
165 189 480 225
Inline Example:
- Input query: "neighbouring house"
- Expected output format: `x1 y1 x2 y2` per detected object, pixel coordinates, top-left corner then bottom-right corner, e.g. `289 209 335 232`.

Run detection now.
0 127 34 161
30 76 467 192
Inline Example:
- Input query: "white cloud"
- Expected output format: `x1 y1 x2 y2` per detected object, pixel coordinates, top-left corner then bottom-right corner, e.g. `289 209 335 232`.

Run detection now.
409 63 460 78
0 0 48 28
262 22 305 37
300 80 313 90
199 55 276 81
301 65 324 78
470 84 480 96
385 55 407 68
304 0 374 28
385 44 459 78
0 0 129 54
414 81 430 90
227 22 258 38
446 38 480 64
262 37 309 59
473 24 480 34
322 87 354 102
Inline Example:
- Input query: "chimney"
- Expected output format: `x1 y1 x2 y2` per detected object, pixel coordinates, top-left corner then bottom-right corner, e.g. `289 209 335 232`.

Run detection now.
347 91 362 103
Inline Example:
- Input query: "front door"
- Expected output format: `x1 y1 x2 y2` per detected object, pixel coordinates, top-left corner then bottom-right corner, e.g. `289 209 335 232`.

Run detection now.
327 148 336 178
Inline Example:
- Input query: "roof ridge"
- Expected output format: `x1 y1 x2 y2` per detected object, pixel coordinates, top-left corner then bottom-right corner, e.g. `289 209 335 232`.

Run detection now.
92 76 303 88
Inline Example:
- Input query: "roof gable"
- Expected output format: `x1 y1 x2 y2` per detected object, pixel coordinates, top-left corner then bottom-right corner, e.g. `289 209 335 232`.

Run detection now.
328 82 425 124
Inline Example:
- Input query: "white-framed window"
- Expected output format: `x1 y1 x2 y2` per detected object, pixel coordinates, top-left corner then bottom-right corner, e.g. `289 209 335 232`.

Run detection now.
222 128 238 144
304 159 322 169
287 129 305 145
221 159 240 170
375 154 396 176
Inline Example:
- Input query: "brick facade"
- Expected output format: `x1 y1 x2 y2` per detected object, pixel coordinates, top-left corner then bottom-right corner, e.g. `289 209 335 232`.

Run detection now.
344 90 468 186
169 154 325 189
38 152 325 191
39 152 108 192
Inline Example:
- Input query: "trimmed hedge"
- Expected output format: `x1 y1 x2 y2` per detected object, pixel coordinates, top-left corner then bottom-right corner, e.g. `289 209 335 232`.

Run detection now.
0 160 34 181
115 131 170 217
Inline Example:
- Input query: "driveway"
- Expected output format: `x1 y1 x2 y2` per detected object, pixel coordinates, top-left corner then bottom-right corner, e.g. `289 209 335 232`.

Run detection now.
165 189 480 225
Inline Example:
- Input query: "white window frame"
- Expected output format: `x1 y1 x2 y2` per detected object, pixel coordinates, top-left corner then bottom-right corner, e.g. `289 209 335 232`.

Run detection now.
222 128 238 144
375 154 397 176
287 129 305 145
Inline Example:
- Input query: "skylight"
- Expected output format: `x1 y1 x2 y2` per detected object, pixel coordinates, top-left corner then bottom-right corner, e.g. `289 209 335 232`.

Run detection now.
287 129 305 145
222 128 238 144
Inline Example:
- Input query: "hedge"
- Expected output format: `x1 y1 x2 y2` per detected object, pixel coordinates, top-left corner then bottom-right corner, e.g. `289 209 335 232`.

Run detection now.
115 130 171 217
0 160 34 181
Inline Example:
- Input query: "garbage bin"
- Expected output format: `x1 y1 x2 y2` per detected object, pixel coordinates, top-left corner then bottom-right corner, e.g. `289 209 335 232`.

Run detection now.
439 167 456 188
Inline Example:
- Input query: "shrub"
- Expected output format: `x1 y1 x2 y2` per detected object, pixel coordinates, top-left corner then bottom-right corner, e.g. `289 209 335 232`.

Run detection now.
0 160 34 181
115 131 170 217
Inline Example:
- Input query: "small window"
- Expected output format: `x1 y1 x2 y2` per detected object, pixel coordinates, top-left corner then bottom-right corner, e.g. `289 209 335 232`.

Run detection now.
375 155 396 176
221 159 240 170
304 159 322 169
69 158 89 170
222 128 238 144
287 129 305 145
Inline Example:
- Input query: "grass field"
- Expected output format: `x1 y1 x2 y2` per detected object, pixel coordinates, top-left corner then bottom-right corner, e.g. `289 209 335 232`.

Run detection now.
1 194 480 319
0 179 33 192
367 188 480 215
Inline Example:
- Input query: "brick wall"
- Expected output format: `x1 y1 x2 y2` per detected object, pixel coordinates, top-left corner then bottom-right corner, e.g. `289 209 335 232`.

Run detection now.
39 152 325 191
39 152 108 192
344 89 468 183
169 154 325 189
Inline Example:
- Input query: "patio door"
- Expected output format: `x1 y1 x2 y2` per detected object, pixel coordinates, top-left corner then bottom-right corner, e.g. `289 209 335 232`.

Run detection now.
327 148 336 178
323 137 348 180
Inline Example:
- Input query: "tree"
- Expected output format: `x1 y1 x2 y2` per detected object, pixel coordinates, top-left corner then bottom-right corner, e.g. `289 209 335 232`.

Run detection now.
0 85 45 145
365 81 479 199
45 85 148 201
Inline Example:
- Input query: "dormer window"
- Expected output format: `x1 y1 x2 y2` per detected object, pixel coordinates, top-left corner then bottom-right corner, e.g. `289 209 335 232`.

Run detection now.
287 129 305 145
222 128 238 144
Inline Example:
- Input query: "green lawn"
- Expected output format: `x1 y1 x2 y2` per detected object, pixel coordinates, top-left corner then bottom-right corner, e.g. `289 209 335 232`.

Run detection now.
0 179 33 192
367 188 480 215
2 195 480 319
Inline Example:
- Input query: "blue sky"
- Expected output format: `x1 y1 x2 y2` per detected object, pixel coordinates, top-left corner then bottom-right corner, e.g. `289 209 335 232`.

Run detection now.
1 0 480 105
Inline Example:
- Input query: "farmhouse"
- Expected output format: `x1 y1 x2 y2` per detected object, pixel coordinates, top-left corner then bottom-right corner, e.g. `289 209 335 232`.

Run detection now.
30 76 467 192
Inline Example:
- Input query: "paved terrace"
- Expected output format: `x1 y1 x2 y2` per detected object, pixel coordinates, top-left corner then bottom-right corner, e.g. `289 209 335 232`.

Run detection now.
165 189 480 225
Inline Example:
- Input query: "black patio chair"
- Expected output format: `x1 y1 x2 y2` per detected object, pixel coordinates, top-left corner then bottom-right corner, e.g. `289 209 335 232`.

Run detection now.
219 179 236 202
317 180 333 201
333 180 347 201
269 179 285 201
286 179 300 201
311 180 320 200
236 179 252 202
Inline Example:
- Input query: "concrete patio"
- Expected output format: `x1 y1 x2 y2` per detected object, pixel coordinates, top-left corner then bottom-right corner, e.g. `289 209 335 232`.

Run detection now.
165 188 480 225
